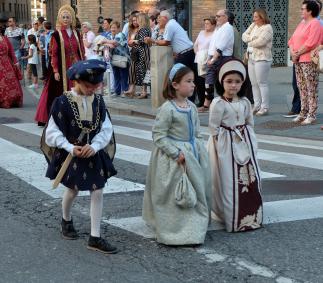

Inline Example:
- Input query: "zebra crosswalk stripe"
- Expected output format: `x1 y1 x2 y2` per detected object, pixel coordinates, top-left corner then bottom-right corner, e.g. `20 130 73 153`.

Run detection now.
3 123 285 178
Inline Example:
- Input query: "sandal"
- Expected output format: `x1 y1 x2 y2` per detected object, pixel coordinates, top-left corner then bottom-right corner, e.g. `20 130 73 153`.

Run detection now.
198 105 209 113
123 91 135 98
137 93 148 99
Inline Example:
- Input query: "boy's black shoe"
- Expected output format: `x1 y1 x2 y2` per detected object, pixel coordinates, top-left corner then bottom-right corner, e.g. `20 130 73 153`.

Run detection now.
87 236 118 254
61 218 78 240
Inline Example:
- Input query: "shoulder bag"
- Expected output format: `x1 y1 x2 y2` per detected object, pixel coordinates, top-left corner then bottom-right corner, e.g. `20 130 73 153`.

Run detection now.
111 54 128 68
232 128 251 166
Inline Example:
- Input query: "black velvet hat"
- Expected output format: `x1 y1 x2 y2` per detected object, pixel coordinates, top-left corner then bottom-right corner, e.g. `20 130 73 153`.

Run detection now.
67 59 107 84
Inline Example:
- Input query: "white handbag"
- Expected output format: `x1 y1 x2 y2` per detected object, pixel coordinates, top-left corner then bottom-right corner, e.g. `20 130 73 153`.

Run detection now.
111 54 128 68
175 165 197 209
195 49 208 77
232 128 251 166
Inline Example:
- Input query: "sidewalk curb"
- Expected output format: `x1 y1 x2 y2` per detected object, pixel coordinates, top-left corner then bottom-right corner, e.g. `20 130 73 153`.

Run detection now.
104 98 157 119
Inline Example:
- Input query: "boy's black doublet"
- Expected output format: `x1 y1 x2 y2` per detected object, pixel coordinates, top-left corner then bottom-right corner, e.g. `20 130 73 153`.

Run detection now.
45 92 117 191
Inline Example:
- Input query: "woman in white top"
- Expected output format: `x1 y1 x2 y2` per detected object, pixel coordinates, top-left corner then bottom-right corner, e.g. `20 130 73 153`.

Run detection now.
242 8 273 116
194 16 217 108
82 22 96 59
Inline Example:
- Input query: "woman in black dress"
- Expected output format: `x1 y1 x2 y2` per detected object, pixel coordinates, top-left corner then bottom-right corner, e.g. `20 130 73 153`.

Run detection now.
131 13 151 99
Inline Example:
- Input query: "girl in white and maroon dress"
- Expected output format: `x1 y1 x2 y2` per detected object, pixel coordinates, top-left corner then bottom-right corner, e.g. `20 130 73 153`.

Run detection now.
207 59 263 232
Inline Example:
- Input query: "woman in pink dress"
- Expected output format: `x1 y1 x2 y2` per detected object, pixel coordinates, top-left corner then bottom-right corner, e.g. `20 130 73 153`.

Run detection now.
0 25 23 108
35 4 84 126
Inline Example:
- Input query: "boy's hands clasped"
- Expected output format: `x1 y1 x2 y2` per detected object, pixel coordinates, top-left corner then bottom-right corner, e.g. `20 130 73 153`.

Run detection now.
73 144 95 158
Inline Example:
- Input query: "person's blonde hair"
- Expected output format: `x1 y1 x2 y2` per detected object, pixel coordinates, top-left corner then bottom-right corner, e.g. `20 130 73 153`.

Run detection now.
56 5 76 28
137 13 150 30
253 8 270 24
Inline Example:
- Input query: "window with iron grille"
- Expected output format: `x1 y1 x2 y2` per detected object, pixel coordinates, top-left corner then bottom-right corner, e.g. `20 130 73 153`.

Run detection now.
227 0 288 66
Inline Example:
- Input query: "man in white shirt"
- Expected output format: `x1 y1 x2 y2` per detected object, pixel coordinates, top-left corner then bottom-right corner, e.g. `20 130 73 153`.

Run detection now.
199 9 234 111
27 21 39 39
144 10 199 102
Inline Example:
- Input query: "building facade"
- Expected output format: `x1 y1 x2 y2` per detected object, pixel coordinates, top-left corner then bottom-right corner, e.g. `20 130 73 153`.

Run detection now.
45 0 311 66
0 0 31 23
31 0 46 20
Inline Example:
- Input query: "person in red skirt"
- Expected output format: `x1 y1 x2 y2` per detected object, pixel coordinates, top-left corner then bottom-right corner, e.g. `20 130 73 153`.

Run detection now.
0 17 23 108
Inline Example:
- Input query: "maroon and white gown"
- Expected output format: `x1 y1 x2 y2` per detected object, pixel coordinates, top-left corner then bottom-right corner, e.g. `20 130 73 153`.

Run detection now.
207 96 263 232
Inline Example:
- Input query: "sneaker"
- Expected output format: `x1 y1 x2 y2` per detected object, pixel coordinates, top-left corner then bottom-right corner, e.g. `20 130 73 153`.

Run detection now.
61 218 78 240
252 107 260 115
300 116 316 126
27 84 35 89
283 111 299 118
255 109 269 116
292 115 306 123
87 236 118 254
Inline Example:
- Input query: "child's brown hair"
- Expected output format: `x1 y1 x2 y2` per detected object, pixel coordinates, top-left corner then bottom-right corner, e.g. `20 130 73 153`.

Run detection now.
162 65 193 100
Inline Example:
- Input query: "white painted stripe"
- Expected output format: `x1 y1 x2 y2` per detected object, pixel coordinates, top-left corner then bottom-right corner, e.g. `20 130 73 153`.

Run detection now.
3 123 285 179
200 126 323 151
0 138 144 198
263 196 323 224
114 125 152 141
105 196 323 239
256 134 323 150
258 149 323 170
9 123 323 152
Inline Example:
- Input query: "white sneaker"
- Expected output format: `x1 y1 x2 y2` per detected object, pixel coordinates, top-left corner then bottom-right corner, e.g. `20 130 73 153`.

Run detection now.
27 84 35 89
292 115 306 123
300 117 316 125
255 109 269 116
252 107 260 114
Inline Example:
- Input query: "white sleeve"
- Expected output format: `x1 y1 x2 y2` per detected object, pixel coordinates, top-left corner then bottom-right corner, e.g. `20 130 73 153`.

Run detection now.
45 116 74 155
163 22 174 42
215 25 234 52
90 114 113 153
88 31 96 46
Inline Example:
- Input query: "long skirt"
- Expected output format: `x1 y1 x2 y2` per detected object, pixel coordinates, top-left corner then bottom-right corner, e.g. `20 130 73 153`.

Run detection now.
208 125 263 232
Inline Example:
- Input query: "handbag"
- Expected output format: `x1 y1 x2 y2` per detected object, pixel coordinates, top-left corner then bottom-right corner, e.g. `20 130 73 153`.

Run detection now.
111 54 128 68
174 165 197 209
311 49 320 71
143 69 151 85
311 49 319 65
12 64 23 80
195 49 208 77
232 128 251 166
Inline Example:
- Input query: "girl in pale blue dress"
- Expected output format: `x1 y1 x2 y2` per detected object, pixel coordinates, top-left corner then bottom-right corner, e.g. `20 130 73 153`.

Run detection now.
142 63 211 245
